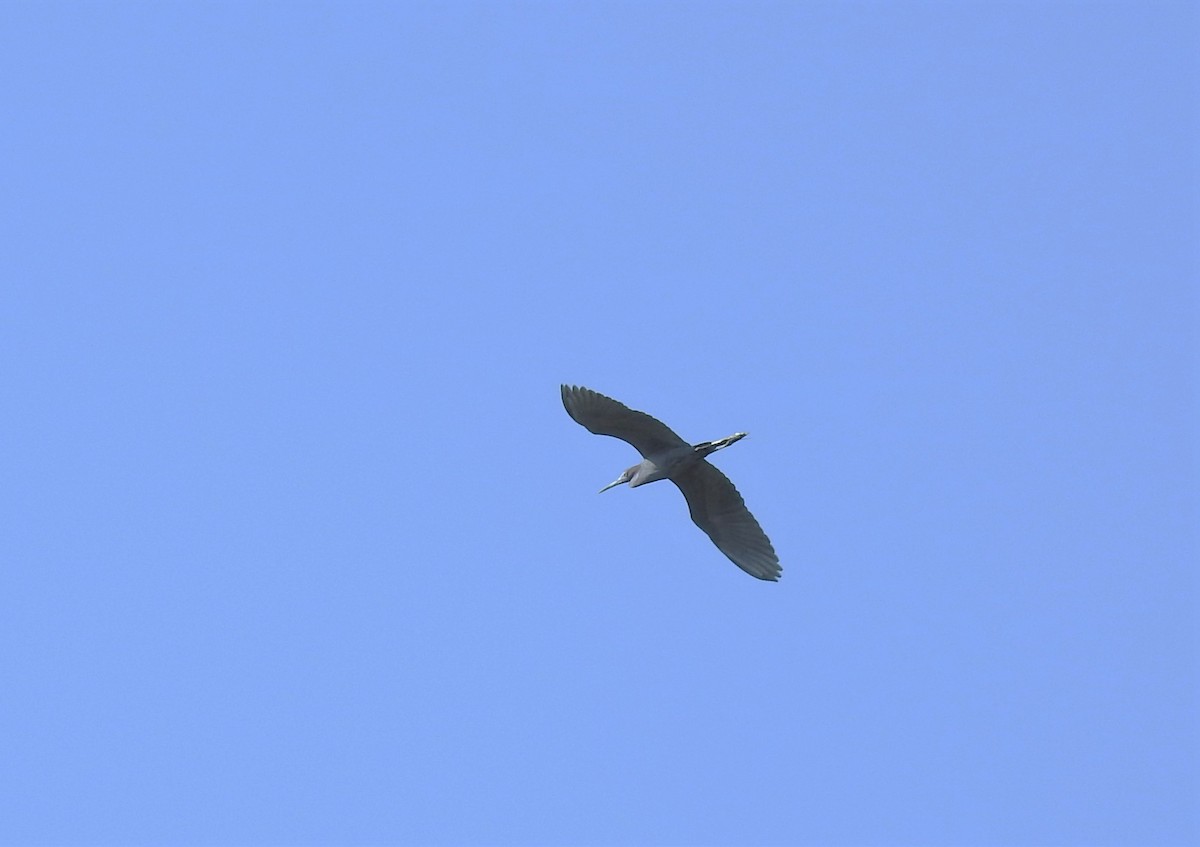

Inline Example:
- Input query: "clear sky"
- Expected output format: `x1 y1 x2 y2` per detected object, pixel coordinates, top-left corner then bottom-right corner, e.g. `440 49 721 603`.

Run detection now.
2 2 1197 845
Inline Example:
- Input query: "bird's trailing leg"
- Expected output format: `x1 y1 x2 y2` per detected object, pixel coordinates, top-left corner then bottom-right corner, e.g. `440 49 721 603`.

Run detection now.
693 432 747 457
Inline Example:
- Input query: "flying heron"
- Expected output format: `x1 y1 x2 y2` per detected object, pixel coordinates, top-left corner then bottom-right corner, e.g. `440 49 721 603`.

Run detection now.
561 385 781 581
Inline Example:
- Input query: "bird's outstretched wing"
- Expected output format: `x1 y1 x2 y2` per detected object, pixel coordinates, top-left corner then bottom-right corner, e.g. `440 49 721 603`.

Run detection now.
672 461 781 581
561 385 689 458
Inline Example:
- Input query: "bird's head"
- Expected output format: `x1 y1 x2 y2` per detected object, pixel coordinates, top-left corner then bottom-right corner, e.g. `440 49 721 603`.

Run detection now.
598 466 637 493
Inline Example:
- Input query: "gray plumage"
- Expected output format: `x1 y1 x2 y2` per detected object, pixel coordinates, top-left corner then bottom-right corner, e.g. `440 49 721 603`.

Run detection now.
561 385 781 581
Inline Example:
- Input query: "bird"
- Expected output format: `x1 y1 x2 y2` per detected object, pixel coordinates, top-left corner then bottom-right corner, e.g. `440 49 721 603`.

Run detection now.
561 385 781 581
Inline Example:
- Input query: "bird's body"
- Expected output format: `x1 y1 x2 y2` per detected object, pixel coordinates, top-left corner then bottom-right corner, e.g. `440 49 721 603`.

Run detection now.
561 385 781 581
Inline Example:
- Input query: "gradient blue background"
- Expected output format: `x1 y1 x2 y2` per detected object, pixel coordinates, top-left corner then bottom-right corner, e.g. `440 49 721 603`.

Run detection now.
2 2 1197 845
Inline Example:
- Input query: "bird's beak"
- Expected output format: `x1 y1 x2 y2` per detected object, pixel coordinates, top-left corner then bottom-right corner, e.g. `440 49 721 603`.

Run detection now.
598 477 626 493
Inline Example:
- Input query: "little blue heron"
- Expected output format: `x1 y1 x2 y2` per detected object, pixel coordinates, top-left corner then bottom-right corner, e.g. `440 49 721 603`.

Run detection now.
561 385 781 581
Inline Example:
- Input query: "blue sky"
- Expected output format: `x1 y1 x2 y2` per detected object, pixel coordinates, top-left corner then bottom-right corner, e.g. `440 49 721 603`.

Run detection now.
2 2 1197 845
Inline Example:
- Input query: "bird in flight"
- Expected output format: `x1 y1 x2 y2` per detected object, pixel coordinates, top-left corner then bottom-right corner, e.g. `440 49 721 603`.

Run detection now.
561 385 781 581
